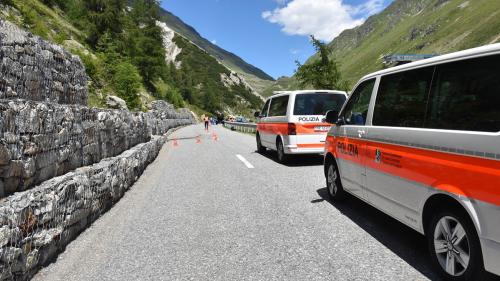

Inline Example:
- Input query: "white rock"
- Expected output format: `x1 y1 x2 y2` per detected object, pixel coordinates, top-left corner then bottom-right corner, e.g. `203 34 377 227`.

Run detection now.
156 21 182 68
106 95 128 110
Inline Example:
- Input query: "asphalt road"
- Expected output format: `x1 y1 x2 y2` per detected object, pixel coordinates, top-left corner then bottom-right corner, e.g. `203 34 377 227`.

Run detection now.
33 124 442 281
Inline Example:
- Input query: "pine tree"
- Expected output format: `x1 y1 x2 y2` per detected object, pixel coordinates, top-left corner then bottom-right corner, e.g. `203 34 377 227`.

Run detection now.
295 36 349 91
85 0 125 47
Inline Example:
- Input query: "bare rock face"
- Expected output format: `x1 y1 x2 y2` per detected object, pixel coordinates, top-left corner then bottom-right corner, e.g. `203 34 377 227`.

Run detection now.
156 21 182 69
220 71 265 102
105 95 128 110
0 20 88 105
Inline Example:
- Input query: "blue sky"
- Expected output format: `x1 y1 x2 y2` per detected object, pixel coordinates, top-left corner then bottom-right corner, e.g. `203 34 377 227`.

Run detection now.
161 0 392 79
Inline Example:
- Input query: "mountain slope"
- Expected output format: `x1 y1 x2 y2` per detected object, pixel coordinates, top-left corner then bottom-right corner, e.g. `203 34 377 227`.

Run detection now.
158 8 275 92
306 0 500 86
156 21 264 117
0 0 265 117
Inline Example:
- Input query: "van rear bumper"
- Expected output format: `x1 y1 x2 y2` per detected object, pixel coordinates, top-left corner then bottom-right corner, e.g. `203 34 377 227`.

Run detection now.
285 144 325 154
284 134 327 154
481 237 500 276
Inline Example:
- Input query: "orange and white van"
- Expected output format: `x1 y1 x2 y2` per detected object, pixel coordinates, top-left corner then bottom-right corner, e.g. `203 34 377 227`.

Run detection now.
323 43 500 280
255 90 347 163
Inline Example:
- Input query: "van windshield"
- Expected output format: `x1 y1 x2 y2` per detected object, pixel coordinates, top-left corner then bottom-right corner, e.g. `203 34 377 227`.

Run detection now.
293 93 346 116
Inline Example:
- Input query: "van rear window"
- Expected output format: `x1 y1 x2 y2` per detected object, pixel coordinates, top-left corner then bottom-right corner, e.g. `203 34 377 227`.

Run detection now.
293 94 346 116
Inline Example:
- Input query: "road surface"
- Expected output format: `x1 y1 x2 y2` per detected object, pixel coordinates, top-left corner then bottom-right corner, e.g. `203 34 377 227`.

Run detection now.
34 124 440 281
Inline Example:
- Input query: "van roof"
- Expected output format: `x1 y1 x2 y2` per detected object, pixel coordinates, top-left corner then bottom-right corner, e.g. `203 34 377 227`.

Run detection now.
270 90 347 98
361 43 500 80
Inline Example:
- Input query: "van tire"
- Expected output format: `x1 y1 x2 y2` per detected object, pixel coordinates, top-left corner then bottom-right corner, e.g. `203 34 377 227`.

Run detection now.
427 209 484 281
276 139 288 163
256 133 266 153
325 161 345 201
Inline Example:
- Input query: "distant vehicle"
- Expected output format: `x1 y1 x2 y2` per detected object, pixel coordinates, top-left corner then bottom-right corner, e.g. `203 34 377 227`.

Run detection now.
235 116 248 123
323 44 500 281
255 90 347 163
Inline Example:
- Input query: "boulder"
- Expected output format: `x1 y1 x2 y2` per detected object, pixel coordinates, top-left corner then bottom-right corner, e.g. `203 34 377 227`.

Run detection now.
106 95 128 110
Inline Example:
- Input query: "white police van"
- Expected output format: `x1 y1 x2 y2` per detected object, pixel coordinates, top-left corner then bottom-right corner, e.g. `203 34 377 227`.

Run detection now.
324 43 500 280
255 90 347 163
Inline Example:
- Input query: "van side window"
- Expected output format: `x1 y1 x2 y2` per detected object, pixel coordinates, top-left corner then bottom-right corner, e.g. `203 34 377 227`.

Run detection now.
341 79 375 125
261 100 271 117
373 67 434 128
268 95 289 117
427 55 500 132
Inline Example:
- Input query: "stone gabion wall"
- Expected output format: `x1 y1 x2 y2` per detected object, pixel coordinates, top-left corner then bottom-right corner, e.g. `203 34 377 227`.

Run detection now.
0 100 193 197
0 20 88 105
0 18 196 281
0 134 168 281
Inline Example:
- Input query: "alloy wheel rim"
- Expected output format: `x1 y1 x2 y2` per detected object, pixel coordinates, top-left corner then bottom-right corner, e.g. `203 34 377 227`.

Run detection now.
327 165 338 196
433 216 470 277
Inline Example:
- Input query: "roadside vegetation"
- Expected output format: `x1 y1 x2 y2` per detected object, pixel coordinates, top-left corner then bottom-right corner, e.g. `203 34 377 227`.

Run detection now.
294 36 349 91
1 0 262 116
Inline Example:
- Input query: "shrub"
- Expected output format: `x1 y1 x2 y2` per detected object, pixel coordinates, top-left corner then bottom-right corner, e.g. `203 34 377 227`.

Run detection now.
111 61 142 110
153 79 184 108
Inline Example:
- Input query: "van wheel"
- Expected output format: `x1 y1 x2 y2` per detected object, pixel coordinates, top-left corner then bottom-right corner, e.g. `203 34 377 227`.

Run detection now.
256 133 266 153
427 209 484 281
326 162 345 201
276 139 288 163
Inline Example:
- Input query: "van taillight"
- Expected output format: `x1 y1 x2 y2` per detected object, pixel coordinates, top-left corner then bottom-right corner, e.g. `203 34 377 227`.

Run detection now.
288 123 297 135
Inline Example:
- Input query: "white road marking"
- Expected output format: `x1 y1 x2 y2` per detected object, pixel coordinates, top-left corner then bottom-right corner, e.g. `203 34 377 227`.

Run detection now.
236 154 254 169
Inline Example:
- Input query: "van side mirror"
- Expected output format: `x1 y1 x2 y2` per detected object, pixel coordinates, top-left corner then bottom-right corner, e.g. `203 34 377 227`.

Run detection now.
254 111 260 118
325 110 339 124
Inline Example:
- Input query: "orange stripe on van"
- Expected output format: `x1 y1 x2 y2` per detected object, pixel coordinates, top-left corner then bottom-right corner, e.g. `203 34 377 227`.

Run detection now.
258 122 332 135
331 137 500 206
257 122 289 135
297 143 325 148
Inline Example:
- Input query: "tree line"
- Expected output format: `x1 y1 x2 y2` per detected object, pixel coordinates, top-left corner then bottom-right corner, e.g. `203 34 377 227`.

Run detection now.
30 0 262 115
38 0 187 110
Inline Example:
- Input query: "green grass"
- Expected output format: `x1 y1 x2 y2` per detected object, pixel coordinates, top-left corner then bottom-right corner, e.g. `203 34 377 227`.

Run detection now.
10 0 83 42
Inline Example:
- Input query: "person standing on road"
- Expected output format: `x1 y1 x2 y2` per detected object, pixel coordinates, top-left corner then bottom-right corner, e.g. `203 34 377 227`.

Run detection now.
204 116 209 131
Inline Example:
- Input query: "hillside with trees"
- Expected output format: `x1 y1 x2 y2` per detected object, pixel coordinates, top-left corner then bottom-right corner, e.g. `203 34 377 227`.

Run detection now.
0 0 266 116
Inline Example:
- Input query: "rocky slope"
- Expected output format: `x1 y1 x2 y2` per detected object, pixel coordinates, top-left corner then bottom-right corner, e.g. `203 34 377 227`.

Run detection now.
158 8 275 93
155 21 264 116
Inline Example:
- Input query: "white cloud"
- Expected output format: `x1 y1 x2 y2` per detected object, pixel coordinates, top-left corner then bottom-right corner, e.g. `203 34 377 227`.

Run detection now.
273 0 288 5
211 39 217 45
262 0 384 41
348 0 384 17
